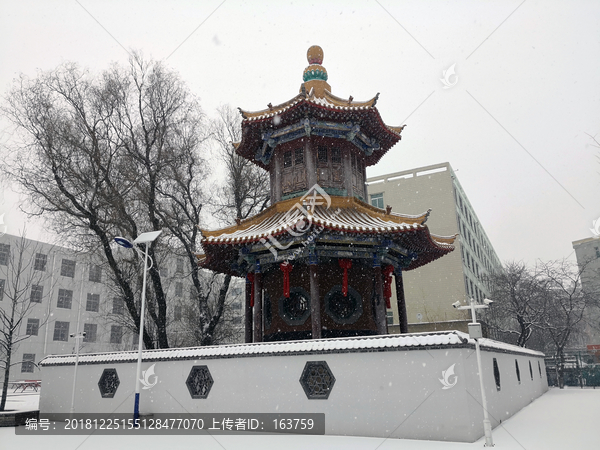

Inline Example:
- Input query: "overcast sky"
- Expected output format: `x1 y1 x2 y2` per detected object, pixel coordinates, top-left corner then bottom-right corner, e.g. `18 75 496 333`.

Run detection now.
1 0 599 264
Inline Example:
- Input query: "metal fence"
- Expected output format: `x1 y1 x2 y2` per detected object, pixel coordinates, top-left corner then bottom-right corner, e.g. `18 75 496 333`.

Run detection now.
545 351 600 387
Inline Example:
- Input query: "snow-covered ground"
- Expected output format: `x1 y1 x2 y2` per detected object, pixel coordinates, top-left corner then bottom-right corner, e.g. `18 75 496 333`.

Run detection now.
1 388 599 449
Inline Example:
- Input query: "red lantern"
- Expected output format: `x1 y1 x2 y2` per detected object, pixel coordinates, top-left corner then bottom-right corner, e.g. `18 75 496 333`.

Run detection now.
383 265 395 308
280 261 293 298
338 259 353 296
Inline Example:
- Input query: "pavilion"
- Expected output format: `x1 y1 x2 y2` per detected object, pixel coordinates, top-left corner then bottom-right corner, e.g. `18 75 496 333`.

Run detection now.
198 46 457 343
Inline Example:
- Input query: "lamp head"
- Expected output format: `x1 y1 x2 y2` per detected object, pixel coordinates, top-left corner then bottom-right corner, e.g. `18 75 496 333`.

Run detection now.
452 300 462 308
114 237 134 249
483 298 494 306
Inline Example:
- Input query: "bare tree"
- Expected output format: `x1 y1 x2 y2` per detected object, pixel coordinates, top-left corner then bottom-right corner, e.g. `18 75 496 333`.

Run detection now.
483 262 547 347
177 271 244 347
538 259 600 388
1 53 217 348
0 235 50 410
167 104 270 346
209 105 270 223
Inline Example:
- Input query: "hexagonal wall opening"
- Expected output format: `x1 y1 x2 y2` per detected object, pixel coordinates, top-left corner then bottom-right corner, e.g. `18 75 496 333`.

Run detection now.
98 368 120 398
300 361 336 399
186 365 214 399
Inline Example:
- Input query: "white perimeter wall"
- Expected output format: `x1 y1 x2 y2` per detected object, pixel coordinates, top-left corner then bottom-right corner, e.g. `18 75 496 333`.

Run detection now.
40 346 548 442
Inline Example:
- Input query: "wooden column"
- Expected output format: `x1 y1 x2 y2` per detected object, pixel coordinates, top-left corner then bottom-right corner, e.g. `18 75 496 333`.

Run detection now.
373 263 387 335
253 263 263 343
244 274 253 343
273 154 282 203
343 149 353 197
395 268 409 334
310 263 321 339
305 137 317 188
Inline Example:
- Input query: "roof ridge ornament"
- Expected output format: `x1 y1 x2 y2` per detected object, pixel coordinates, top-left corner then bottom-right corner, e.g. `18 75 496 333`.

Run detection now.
302 45 329 85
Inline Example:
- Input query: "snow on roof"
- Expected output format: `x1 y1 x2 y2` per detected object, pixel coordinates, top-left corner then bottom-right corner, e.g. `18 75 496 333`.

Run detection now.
202 204 424 244
39 331 544 367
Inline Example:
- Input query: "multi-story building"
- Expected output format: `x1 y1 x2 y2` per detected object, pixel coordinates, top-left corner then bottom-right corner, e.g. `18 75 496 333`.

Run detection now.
366 162 502 334
0 233 134 382
0 233 244 383
572 236 600 345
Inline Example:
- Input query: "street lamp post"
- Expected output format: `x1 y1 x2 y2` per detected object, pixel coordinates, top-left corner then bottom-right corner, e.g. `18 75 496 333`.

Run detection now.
453 297 494 447
69 264 87 418
115 230 162 423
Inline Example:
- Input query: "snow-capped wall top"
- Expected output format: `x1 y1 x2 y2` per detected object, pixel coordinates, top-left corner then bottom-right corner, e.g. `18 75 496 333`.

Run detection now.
39 331 545 367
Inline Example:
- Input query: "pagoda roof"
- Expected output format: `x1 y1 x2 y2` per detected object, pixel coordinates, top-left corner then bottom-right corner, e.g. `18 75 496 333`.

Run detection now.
198 196 456 275
239 88 382 121
234 46 405 170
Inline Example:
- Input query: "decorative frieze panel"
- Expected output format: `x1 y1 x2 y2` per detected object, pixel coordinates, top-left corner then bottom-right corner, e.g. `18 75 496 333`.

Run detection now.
300 361 336 399
186 365 214 399
98 368 120 398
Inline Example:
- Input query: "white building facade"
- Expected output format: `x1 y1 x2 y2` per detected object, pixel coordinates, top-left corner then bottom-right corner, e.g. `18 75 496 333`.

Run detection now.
572 236 600 345
366 162 502 334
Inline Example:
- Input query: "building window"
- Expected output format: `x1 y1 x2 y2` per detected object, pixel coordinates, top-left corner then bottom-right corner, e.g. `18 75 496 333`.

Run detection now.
294 148 304 165
370 193 384 209
60 259 76 278
176 258 184 274
493 358 501 391
21 354 35 373
34 253 47 271
174 305 182 321
57 289 73 309
26 318 40 336
317 146 328 164
283 150 292 168
84 323 97 343
112 297 124 315
538 360 542 377
89 264 102 283
53 321 70 341
529 360 534 381
331 147 341 164
324 285 363 325
86 293 100 312
279 287 311 326
515 359 521 384
110 325 123 344
0 279 4 300
30 285 44 303
386 310 394 325
351 153 356 169
175 282 183 297
0 244 10 266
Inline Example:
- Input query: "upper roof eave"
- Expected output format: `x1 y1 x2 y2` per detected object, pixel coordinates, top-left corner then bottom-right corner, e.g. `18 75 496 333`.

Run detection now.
238 89 383 123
